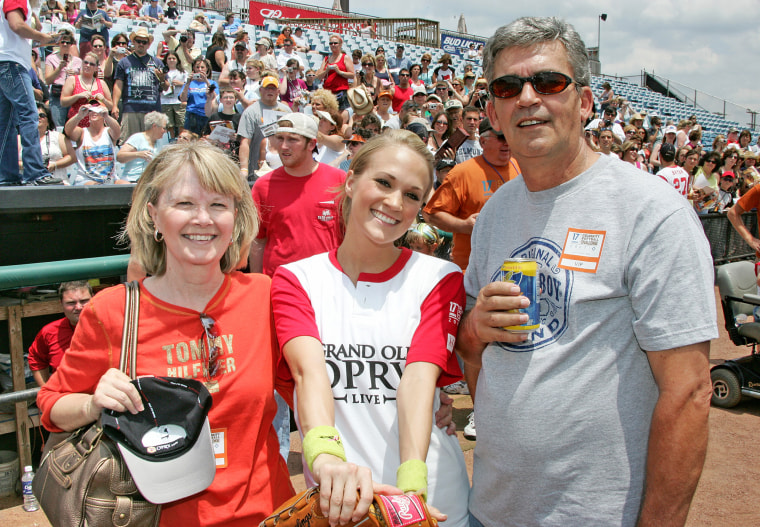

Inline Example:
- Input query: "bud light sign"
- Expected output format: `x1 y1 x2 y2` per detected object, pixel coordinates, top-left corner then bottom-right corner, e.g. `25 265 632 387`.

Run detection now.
440 32 486 59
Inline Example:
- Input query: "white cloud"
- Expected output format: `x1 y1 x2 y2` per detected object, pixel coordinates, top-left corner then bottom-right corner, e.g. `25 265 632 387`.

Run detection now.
303 0 758 123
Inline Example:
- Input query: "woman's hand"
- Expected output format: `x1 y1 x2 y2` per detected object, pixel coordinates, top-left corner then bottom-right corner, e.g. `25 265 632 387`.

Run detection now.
312 454 376 526
91 368 144 415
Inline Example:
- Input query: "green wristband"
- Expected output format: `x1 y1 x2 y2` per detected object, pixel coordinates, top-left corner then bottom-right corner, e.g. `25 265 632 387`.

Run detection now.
396 459 428 500
302 426 346 473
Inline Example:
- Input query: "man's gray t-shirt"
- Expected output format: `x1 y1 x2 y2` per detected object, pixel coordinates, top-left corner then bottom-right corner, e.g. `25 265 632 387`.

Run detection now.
455 138 483 165
465 154 717 526
238 101 289 173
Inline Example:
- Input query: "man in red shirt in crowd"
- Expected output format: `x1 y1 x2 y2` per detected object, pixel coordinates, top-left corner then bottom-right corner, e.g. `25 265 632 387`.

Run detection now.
390 68 414 113
28 281 92 386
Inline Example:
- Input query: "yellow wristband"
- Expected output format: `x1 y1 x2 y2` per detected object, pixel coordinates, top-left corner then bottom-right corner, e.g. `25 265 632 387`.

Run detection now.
302 426 346 473
396 459 428 500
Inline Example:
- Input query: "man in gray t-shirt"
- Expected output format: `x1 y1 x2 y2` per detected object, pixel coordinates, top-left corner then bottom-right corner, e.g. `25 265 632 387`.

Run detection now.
238 76 290 177
458 17 717 527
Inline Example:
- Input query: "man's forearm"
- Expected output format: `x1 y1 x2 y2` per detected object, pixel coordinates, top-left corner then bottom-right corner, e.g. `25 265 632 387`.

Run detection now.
637 371 711 526
455 309 486 369
238 138 250 172
425 210 471 234
727 206 755 245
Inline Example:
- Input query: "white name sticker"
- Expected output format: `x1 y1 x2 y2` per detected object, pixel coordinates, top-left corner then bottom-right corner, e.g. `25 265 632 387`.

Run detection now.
558 229 606 274
211 428 227 468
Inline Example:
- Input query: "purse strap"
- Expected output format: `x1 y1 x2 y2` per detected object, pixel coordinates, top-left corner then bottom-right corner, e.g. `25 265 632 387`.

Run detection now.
119 281 140 380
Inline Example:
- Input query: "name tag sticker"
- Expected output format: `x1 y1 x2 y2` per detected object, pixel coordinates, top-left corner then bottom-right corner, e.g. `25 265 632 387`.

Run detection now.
211 428 228 468
558 229 606 273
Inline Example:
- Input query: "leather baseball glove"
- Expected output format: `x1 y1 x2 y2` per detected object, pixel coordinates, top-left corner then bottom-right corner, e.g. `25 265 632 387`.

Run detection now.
259 486 438 527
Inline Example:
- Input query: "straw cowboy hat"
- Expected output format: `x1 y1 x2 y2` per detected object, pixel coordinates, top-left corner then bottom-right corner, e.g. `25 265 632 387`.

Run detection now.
346 86 374 116
130 27 154 45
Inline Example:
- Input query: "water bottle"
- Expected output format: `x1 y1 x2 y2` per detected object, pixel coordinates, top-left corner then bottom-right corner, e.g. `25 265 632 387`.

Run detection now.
21 465 39 512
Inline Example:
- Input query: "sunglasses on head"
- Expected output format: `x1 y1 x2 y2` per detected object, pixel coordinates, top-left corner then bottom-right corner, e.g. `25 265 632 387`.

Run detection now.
489 71 574 99
200 313 221 380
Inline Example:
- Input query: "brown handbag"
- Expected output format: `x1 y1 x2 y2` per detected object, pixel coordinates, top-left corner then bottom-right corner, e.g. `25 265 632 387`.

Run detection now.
32 281 162 527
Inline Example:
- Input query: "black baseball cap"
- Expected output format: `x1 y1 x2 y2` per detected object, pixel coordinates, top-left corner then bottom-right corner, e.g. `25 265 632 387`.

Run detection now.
436 158 456 171
660 142 676 162
101 376 215 504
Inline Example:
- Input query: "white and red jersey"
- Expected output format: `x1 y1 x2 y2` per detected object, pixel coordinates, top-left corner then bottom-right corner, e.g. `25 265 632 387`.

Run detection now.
272 248 469 527
657 166 691 198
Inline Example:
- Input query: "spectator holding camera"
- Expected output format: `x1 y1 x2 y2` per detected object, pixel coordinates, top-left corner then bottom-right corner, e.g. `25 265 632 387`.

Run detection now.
180 57 217 135
44 29 82 129
163 28 201 73
355 53 381 102
64 102 121 185
279 58 307 110
61 51 113 126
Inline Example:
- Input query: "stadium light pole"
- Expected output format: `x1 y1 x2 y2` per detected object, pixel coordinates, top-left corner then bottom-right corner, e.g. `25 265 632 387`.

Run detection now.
598 14 607 63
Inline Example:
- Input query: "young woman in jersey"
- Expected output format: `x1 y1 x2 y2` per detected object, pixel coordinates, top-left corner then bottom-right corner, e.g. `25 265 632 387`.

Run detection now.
271 130 469 526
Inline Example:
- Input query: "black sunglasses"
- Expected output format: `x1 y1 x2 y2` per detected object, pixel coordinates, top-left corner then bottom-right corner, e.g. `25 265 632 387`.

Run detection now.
134 38 149 45
200 313 221 380
38 113 47 118
489 71 574 99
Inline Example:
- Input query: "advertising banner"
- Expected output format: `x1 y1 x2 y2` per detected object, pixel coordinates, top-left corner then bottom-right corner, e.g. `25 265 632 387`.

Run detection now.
440 32 486 59
248 1 347 26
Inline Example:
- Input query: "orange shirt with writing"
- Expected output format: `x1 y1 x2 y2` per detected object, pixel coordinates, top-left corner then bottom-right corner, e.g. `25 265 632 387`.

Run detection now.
38 273 294 526
424 156 520 270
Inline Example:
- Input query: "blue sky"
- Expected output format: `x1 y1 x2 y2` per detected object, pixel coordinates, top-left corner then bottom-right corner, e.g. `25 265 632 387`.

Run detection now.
304 0 759 128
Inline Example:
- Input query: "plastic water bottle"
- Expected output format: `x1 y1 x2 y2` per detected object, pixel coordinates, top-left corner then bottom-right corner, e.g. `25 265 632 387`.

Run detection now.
21 465 39 512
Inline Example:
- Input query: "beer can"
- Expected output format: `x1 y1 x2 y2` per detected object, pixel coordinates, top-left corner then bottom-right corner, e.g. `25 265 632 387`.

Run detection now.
500 258 540 333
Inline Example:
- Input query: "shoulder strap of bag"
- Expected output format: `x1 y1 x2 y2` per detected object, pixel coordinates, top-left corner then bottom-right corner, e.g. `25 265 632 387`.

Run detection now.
119 281 139 379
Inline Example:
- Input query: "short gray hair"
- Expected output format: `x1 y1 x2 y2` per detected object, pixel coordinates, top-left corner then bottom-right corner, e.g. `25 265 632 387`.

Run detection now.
144 111 168 130
483 17 590 88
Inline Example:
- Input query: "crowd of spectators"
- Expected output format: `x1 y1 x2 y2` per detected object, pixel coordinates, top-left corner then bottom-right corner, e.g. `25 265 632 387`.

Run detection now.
2 1 495 186
584 93 760 215
4 0 758 197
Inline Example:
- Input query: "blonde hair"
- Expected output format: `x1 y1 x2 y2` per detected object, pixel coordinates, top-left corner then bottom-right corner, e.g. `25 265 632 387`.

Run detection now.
339 130 434 226
311 88 339 116
122 143 258 276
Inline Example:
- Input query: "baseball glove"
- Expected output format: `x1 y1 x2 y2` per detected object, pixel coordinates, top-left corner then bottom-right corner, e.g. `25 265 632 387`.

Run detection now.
259 486 438 527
